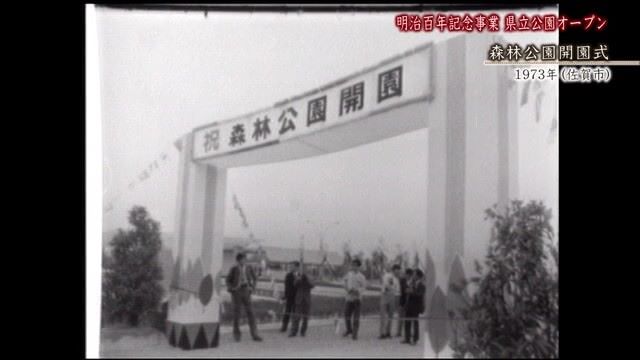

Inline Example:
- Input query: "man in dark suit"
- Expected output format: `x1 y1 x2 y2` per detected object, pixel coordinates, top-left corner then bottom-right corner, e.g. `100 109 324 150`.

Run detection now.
226 252 263 342
402 268 425 345
289 267 314 337
280 261 299 332
395 268 414 338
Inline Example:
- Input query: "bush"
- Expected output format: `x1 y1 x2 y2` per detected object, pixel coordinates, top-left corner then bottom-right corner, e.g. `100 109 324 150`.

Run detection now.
102 206 164 327
452 200 559 358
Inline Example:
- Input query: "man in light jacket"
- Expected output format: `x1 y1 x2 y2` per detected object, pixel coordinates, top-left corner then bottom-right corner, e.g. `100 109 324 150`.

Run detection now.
343 258 367 340
379 264 401 339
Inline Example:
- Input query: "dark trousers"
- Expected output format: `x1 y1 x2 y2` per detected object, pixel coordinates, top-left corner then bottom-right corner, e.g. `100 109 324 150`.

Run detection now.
231 287 259 340
344 299 361 336
290 296 310 336
280 298 295 331
404 308 420 343
396 305 405 336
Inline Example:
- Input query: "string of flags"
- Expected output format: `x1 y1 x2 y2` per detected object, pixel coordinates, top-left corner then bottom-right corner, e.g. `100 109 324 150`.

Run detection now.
520 81 557 144
548 102 558 144
103 144 174 214
103 142 258 244
231 193 254 240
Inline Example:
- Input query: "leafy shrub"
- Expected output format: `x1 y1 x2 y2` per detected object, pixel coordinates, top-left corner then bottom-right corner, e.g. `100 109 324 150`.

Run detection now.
452 200 558 358
102 206 164 327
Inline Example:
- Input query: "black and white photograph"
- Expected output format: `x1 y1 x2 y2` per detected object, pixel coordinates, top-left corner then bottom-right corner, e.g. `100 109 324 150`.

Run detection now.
86 4 559 358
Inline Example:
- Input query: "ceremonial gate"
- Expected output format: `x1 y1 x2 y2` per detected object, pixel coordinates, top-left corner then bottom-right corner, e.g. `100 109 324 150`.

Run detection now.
166 34 531 349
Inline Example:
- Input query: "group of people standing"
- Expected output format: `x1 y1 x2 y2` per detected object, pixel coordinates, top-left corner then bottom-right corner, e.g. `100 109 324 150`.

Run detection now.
227 252 426 345
343 259 426 345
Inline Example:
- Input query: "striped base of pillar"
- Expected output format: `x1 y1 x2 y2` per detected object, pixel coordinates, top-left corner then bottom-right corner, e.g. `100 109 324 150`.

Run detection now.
166 321 220 350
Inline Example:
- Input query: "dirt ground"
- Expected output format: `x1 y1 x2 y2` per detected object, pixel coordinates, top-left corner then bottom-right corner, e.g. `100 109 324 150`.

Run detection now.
100 321 454 358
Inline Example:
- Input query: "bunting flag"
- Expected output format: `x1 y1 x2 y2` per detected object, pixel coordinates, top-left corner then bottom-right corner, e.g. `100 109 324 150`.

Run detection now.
548 116 558 144
299 237 305 269
520 81 532 106
548 98 558 144
231 192 258 243
232 194 250 229
535 90 545 123
103 145 174 213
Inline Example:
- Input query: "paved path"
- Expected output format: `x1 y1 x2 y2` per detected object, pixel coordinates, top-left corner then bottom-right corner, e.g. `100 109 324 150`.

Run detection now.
100 322 455 358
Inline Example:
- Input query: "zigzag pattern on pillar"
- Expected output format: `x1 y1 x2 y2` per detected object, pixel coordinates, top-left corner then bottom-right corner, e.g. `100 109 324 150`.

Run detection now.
165 321 220 350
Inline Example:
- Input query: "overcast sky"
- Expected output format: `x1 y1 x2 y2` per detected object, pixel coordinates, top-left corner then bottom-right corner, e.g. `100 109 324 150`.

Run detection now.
96 7 556 256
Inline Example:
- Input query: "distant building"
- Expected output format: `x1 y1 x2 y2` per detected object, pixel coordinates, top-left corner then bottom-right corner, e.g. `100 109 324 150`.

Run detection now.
222 238 344 281
103 231 343 282
221 237 266 276
259 245 343 280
